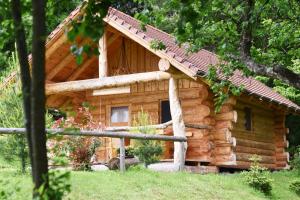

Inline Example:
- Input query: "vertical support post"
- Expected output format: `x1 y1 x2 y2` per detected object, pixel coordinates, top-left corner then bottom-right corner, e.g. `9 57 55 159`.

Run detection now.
119 137 125 172
169 76 187 169
179 141 185 171
98 31 108 78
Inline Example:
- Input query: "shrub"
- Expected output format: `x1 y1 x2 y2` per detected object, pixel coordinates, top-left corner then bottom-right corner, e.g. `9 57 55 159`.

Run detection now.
0 52 54 172
242 155 273 195
289 180 300 196
132 111 163 167
290 146 300 175
0 54 28 173
117 146 135 158
50 104 103 170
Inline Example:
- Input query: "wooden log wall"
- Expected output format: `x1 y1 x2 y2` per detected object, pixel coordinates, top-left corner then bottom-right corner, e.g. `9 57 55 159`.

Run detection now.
210 97 237 166
231 99 288 169
85 79 213 162
274 114 289 169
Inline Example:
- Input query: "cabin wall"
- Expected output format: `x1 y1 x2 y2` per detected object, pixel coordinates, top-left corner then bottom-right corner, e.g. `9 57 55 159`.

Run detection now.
86 79 213 163
232 99 289 169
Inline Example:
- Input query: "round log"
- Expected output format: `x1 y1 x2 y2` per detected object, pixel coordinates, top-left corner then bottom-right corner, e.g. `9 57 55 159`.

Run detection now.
224 97 237 105
158 58 171 72
215 121 233 130
215 110 238 123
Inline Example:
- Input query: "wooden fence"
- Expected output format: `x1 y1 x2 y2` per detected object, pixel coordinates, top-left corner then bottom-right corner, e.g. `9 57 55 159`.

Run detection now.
0 127 187 172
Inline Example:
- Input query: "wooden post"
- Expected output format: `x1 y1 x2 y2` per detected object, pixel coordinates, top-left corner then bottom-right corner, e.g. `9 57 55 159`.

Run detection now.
169 76 186 169
99 31 108 78
119 137 125 172
179 142 185 171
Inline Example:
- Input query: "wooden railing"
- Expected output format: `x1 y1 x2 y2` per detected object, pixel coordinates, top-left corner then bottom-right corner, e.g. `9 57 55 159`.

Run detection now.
0 127 187 172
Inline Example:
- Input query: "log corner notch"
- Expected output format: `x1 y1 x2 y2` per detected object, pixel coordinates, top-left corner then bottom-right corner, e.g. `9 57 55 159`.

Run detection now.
212 97 238 166
274 113 289 169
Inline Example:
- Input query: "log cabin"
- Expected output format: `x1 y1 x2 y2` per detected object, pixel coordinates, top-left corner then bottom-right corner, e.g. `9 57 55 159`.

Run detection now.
41 7 300 170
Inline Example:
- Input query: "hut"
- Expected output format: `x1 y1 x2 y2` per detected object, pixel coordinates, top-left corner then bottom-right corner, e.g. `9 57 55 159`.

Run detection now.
43 7 299 170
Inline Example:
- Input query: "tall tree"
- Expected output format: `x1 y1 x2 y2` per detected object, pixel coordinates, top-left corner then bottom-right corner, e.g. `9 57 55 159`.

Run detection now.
30 0 48 191
11 0 34 175
11 0 48 196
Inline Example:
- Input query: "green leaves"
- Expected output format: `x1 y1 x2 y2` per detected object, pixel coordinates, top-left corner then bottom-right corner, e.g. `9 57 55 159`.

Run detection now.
150 39 166 50
66 0 112 65
136 0 300 108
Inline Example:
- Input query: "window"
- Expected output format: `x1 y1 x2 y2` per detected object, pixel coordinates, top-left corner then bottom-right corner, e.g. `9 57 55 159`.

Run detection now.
161 100 172 123
244 107 252 131
111 106 129 123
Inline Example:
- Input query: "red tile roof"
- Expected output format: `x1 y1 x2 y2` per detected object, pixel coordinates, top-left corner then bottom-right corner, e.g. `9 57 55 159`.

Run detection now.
46 7 300 112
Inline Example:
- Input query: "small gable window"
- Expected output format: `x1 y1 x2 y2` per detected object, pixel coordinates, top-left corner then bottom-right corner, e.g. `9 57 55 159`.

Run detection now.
111 106 129 124
244 107 252 131
161 100 172 123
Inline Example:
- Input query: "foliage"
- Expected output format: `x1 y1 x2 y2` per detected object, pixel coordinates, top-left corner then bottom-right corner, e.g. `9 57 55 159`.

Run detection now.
0 53 28 173
242 155 273 195
117 146 135 158
50 105 103 170
134 0 300 108
0 179 21 200
150 39 166 51
37 170 71 200
0 0 81 73
289 180 300 196
290 146 300 175
132 111 163 167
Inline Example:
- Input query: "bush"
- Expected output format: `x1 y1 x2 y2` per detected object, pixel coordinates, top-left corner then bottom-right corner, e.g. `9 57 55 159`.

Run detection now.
0 53 28 173
290 146 300 175
50 104 102 170
38 170 71 200
117 146 135 158
289 180 300 196
132 111 163 167
242 155 273 195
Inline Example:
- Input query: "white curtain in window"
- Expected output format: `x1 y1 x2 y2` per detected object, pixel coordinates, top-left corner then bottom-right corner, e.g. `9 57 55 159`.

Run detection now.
111 106 129 123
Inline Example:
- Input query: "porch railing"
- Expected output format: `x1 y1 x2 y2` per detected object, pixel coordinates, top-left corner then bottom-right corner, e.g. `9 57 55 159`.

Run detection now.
0 127 187 172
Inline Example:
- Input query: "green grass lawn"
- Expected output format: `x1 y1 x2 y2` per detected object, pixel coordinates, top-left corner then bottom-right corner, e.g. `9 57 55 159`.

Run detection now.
0 164 299 200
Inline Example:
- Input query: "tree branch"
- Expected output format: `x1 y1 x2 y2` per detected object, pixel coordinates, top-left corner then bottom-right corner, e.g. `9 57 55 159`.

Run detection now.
237 55 300 89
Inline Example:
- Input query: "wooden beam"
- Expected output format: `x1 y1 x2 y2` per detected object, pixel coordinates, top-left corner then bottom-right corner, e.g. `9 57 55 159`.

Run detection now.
46 71 171 95
169 76 186 169
119 137 125 172
107 33 120 47
0 128 187 142
66 56 97 81
47 53 74 80
92 86 130 96
47 39 87 80
99 31 108 78
45 34 67 59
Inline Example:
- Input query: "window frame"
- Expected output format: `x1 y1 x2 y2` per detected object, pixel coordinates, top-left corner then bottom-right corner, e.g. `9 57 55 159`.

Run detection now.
107 104 131 126
244 107 253 132
159 99 172 124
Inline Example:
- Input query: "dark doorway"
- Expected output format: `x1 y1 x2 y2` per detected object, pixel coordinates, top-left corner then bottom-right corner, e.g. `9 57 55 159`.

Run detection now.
161 100 172 123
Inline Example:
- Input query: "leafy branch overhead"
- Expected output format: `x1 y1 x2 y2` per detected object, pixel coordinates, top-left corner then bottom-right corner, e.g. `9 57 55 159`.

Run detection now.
135 0 300 105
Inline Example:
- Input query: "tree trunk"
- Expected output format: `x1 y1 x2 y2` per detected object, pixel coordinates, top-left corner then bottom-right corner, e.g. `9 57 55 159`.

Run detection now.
31 0 48 194
10 0 34 176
